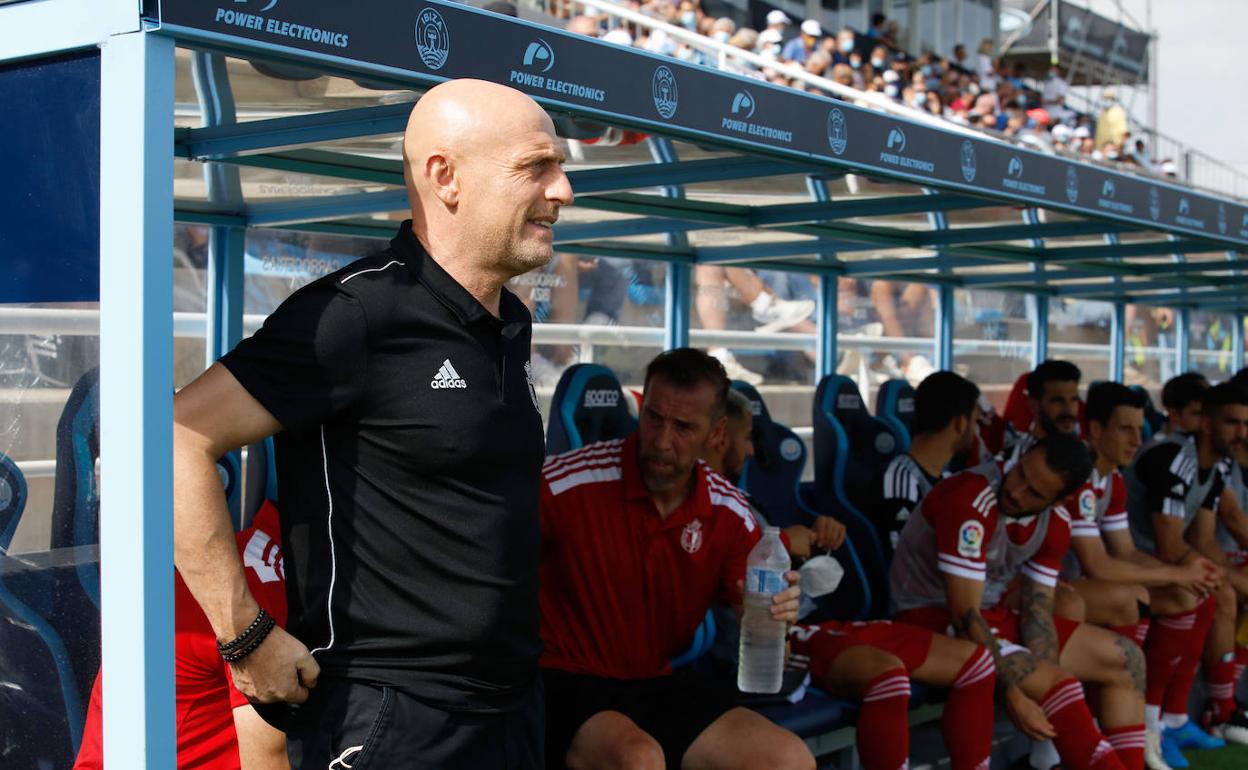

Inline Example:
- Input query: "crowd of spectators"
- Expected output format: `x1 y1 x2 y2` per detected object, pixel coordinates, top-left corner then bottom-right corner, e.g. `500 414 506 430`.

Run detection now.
551 2 1180 178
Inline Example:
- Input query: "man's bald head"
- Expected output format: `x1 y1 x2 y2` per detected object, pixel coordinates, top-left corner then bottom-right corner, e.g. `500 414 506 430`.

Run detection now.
402 80 572 283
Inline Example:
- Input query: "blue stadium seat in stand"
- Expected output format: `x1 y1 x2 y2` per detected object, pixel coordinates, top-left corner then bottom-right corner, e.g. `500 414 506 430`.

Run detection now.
0 453 95 767
875 379 916 452
545 364 639 456
1130 385 1165 442
240 436 279 530
732 381 873 624
49 366 100 607
813 375 898 619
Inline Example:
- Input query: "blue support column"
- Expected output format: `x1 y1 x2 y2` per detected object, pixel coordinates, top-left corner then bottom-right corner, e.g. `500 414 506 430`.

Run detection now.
649 137 690 350
665 262 690 350
1023 208 1048 366
1235 314 1245 374
1177 308 1190 373
1110 302 1126 382
937 284 954 370
99 29 176 769
819 274 838 378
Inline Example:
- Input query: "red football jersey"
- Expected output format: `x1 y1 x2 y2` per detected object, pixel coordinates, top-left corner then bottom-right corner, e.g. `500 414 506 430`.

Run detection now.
539 434 761 679
890 460 1071 613
74 502 286 770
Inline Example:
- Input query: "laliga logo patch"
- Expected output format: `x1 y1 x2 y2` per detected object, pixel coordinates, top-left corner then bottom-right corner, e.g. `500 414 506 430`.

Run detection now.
1079 488 1097 521
681 519 703 554
652 66 679 119
780 437 802 462
826 108 848 156
958 520 984 558
960 140 977 182
415 7 450 71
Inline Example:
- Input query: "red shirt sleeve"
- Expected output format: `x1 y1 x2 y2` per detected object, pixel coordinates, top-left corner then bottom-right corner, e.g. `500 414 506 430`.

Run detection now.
1101 473 1129 533
719 496 763 606
929 474 995 583
1020 506 1072 588
1066 480 1100 539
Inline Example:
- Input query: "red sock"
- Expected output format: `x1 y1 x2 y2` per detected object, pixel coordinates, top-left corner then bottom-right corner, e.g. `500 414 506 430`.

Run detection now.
1145 610 1196 707
857 668 911 770
1235 645 1248 686
1135 617 1152 646
1041 679 1125 770
944 647 995 770
1163 597 1217 716
1104 724 1146 770
1206 657 1236 724
1112 624 1140 647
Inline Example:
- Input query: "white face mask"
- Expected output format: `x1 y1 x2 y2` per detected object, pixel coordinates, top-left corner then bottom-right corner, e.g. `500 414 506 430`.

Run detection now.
799 554 844 598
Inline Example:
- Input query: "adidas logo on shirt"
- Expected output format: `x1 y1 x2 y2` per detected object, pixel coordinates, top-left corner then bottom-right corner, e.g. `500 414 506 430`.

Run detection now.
431 358 468 389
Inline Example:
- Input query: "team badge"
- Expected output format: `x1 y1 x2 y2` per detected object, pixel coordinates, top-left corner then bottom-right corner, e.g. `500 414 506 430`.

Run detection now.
958 520 984 558
680 520 703 554
1079 489 1097 521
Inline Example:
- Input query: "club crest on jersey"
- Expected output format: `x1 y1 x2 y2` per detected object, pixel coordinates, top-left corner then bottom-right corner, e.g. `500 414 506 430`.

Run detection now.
1079 489 1097 521
681 520 704 554
958 520 985 558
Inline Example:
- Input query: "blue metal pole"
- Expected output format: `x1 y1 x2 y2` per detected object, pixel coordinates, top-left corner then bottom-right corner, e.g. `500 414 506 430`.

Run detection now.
208 227 246 361
937 284 955 370
648 137 690 350
1111 301 1126 382
99 28 176 769
1022 208 1048 367
819 274 838 378
1177 308 1190 373
1235 314 1245 374
665 262 690 350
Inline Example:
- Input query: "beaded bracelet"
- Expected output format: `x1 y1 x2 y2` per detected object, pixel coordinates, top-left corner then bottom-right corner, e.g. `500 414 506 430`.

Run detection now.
218 608 277 663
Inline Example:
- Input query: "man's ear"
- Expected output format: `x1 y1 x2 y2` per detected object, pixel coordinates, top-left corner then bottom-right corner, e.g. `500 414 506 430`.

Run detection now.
425 152 460 207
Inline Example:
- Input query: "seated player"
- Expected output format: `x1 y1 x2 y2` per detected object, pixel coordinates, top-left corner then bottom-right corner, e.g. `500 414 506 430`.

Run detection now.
1001 360 1082 463
74 500 288 769
1060 382 1221 769
892 435 1147 770
1158 373 1210 438
538 348 815 770
787 619 996 770
1126 383 1248 761
863 370 980 556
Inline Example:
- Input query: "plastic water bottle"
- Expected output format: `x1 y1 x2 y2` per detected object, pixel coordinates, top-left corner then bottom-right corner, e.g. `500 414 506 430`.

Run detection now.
737 526 790 694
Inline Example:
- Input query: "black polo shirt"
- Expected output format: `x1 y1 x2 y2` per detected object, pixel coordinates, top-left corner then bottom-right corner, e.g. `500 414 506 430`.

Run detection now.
220 221 545 713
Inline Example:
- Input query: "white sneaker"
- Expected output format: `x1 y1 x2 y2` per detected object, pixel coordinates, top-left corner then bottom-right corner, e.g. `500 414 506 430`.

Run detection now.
1145 729 1175 770
710 349 763 386
1210 710 1248 746
752 297 815 333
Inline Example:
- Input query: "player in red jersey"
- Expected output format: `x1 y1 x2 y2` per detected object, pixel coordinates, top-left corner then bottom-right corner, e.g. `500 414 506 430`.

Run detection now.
539 348 814 770
74 501 288 769
891 435 1147 770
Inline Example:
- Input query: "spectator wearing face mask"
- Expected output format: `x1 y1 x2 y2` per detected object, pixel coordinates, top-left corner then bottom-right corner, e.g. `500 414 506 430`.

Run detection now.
782 19 822 64
756 27 783 60
763 8 790 38
831 26 856 65
708 16 735 44
1095 90 1129 150
881 69 901 101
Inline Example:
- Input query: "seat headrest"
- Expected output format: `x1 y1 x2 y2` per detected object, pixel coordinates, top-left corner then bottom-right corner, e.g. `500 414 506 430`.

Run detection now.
732 380 805 472
818 375 898 457
547 364 638 454
0 454 28 552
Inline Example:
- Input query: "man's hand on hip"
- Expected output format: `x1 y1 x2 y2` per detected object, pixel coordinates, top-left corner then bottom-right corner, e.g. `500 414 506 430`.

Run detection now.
230 627 320 704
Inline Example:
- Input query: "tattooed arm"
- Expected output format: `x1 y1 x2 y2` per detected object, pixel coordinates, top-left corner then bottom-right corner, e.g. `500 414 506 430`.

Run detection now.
1018 576 1059 664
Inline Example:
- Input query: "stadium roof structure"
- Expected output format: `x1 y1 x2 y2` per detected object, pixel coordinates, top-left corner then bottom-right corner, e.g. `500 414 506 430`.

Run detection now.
151 0 1248 315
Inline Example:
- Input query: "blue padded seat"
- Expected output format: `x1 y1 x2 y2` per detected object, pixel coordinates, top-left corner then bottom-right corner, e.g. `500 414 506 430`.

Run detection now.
875 379 916 452
545 364 638 456
0 453 97 765
732 381 873 622
812 375 898 618
755 689 855 738
1130 385 1165 442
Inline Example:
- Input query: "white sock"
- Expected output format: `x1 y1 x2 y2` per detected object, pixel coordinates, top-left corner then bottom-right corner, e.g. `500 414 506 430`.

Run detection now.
1162 712 1189 729
1146 705 1161 733
749 292 773 315
1029 739 1060 770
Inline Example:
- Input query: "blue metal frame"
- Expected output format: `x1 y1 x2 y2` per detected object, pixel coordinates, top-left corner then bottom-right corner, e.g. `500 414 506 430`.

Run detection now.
99 29 176 768
1022 208 1048 367
1111 302 1127 383
649 137 691 350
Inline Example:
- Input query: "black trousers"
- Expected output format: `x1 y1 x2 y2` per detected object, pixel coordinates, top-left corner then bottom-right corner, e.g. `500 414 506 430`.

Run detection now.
285 677 544 770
